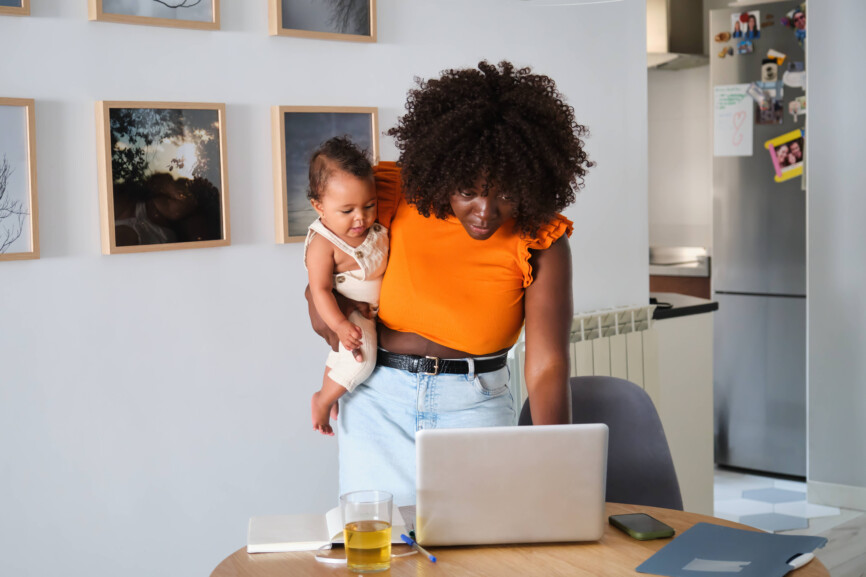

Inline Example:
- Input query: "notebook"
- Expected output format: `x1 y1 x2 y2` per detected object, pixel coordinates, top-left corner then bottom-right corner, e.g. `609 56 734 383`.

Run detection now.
247 503 407 553
415 423 608 546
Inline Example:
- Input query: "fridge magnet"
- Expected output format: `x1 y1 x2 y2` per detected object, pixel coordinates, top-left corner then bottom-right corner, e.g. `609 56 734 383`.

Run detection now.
761 60 779 83
791 8 806 45
766 49 786 66
272 106 378 242
269 0 376 43
761 13 774 28
0 0 28 16
756 98 784 125
756 80 782 99
95 101 230 255
0 98 39 261
783 68 805 88
732 11 760 40
747 82 767 106
788 96 806 123
714 31 731 43
765 128 804 182
738 40 754 55
88 0 219 31
718 46 735 59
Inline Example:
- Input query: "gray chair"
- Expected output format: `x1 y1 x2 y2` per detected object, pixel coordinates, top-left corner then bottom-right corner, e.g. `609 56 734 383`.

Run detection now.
519 376 684 510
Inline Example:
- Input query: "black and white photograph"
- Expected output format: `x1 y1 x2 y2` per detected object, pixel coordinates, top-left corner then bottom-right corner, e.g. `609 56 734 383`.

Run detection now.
272 107 377 242
270 0 375 42
0 99 38 261
89 0 219 30
0 0 28 16
97 102 230 254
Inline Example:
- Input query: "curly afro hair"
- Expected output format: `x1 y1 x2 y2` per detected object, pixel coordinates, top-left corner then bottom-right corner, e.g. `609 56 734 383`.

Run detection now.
307 136 373 202
386 60 592 236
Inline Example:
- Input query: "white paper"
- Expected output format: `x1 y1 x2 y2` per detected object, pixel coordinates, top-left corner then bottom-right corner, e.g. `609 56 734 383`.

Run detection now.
714 84 754 157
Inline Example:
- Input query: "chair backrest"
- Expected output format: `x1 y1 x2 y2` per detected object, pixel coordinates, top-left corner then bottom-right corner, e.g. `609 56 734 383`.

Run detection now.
519 376 683 510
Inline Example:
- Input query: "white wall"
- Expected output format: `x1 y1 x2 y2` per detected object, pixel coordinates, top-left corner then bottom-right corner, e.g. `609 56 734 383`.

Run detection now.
0 1 648 576
807 0 866 510
647 66 712 250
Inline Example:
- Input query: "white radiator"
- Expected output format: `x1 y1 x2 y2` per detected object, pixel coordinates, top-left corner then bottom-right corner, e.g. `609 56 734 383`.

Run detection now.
508 304 658 415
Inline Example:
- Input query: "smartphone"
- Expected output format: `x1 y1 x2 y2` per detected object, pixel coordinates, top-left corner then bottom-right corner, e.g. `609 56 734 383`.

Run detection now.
609 513 675 541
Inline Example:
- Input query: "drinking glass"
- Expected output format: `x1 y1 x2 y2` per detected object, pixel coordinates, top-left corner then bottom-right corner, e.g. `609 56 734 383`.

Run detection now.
340 490 393 573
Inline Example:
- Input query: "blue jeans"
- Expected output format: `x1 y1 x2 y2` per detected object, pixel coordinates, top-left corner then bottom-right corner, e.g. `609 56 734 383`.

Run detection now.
337 361 515 506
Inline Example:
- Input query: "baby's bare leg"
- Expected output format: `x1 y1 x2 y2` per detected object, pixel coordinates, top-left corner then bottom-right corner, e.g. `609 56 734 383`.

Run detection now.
311 373 347 436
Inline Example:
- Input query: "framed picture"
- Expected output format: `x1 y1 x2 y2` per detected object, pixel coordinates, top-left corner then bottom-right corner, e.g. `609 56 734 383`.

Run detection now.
88 0 220 31
0 98 38 261
95 101 230 254
0 0 29 16
268 0 376 43
272 106 378 243
765 128 804 183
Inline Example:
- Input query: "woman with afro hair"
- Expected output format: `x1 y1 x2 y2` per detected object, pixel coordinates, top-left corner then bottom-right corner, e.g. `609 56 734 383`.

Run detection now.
307 60 593 505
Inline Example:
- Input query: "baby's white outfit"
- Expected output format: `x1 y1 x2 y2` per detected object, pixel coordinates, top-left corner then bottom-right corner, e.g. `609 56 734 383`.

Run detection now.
304 218 389 391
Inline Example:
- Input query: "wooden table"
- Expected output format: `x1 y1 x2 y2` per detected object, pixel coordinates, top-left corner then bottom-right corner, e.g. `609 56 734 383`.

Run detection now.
211 503 829 577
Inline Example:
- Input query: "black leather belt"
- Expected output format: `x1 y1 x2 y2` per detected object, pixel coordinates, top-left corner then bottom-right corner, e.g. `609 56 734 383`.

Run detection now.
376 349 508 376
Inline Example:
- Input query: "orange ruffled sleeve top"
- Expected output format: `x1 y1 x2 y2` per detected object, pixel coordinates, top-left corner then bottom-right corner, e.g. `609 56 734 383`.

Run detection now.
374 162 573 356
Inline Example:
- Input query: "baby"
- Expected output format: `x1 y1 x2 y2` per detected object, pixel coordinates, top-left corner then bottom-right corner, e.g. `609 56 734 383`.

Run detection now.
304 137 388 435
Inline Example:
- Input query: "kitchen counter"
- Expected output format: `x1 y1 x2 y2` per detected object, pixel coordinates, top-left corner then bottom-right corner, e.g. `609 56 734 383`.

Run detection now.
644 292 717 515
651 292 719 320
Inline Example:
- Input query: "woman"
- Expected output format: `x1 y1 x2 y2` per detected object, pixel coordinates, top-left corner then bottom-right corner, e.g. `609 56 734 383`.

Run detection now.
307 61 592 505
746 14 760 39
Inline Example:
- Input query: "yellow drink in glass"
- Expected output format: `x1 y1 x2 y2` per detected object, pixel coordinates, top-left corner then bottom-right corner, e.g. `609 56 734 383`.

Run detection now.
344 520 391 572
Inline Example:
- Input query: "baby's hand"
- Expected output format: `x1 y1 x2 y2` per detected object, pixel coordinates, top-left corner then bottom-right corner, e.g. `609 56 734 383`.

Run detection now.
336 319 363 352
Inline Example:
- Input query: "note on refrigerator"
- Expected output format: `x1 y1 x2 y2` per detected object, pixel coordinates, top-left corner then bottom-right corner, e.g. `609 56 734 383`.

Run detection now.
714 84 753 157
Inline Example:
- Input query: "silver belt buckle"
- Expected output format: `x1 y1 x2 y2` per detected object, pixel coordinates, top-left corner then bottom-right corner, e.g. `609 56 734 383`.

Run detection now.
424 356 441 376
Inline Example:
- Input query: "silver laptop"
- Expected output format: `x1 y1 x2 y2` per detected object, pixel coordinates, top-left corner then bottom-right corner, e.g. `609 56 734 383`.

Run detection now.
415 423 608 546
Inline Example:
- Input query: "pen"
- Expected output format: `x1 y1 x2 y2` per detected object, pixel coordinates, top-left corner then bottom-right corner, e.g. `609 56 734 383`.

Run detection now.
788 552 815 570
401 533 437 563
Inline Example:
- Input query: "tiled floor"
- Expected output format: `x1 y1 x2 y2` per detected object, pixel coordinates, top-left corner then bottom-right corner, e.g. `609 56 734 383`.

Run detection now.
714 467 866 577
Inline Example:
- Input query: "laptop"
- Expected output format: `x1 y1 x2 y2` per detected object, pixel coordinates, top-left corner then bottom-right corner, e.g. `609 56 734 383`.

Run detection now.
415 423 608 546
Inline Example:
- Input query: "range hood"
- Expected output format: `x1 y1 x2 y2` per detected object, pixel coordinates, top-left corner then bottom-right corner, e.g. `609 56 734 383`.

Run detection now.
647 0 709 70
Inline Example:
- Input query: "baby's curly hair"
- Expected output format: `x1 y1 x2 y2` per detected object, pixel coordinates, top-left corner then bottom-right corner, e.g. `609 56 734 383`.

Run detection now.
308 136 373 201
386 60 593 236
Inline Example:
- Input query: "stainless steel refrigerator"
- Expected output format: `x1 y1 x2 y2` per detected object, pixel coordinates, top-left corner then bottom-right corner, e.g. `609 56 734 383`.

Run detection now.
711 2 806 477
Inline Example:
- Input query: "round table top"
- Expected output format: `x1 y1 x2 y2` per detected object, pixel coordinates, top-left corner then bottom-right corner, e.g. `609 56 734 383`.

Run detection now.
210 502 829 577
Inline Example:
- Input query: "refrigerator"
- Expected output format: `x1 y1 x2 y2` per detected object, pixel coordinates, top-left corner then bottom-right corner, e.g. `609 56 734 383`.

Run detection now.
710 2 806 477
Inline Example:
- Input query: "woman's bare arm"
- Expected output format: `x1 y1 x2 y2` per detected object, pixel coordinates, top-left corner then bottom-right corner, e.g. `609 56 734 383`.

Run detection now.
522 236 573 425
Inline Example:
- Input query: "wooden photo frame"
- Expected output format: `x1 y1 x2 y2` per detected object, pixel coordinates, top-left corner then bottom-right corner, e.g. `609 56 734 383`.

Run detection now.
0 98 39 261
268 0 376 43
96 101 230 255
88 0 220 31
765 128 804 183
0 0 29 16
272 106 378 243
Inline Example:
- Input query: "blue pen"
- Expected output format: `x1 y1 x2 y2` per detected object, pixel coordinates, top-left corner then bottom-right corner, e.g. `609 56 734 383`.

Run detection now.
401 533 437 563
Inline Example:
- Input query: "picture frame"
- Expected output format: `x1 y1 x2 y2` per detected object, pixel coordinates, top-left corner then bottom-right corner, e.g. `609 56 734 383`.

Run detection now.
0 0 29 16
95 101 230 254
272 106 378 243
88 0 220 31
0 98 39 261
765 128 804 183
268 0 376 43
